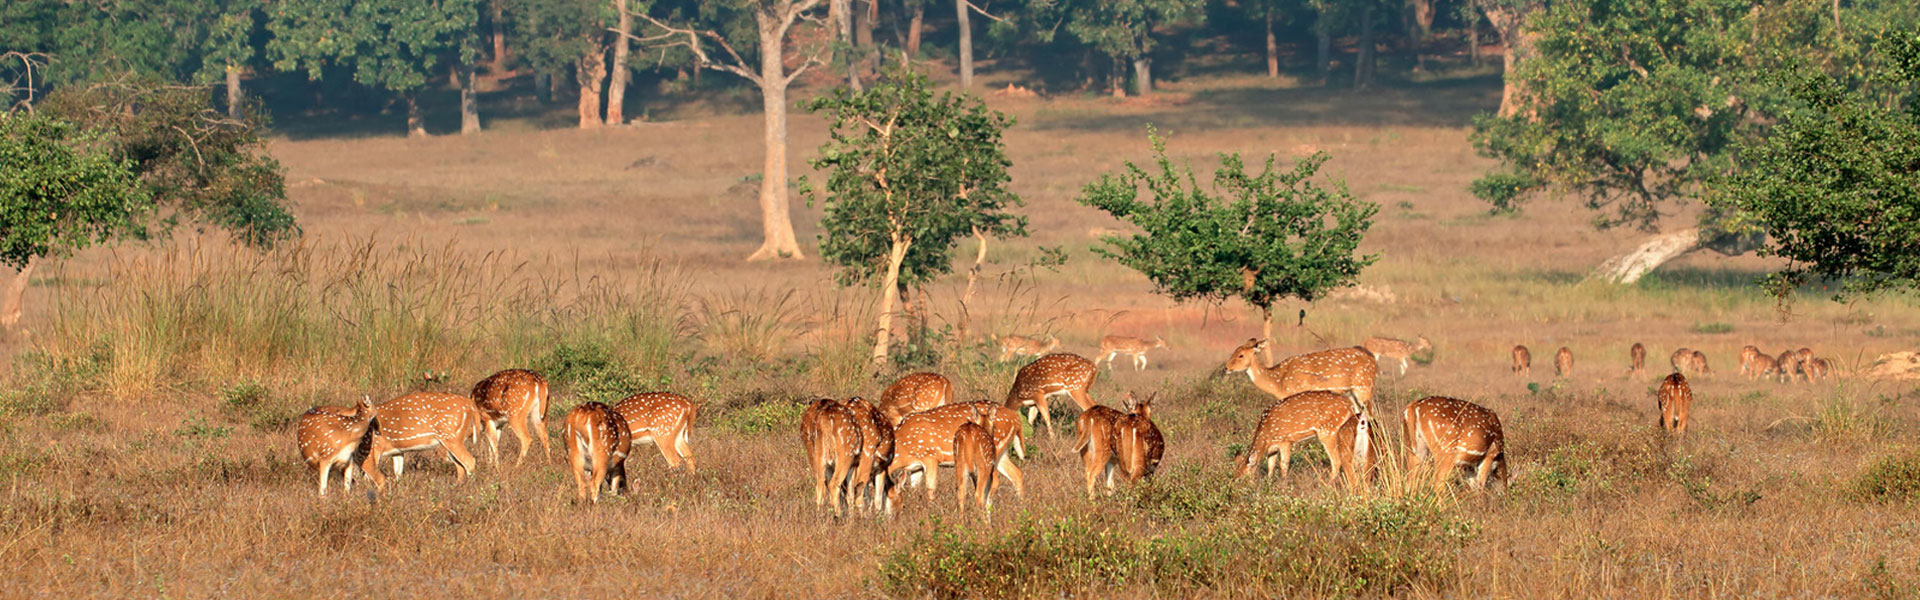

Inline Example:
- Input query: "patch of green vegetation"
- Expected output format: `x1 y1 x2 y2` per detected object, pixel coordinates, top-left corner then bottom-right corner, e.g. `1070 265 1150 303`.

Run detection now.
1849 451 1920 503
714 400 806 435
1690 321 1734 334
173 418 232 440
48 412 106 433
535 341 656 409
454 216 488 226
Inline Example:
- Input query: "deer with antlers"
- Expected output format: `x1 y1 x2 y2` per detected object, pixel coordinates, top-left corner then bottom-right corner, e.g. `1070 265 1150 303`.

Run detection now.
295 396 379 496
877 372 955 426
1235 390 1367 483
1656 373 1692 437
1002 353 1098 439
1221 339 1378 414
1362 335 1431 377
1512 345 1531 376
1628 343 1647 379
611 392 700 474
469 369 551 465
887 401 1026 514
1403 396 1507 490
951 403 998 516
991 334 1059 362
1096 335 1167 371
1075 392 1166 497
563 402 632 503
844 396 894 513
800 398 863 517
359 393 485 492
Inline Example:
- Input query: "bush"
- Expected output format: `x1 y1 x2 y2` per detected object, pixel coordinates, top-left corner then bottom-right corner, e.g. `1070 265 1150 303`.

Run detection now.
1850 451 1920 503
1690 321 1734 334
714 399 807 436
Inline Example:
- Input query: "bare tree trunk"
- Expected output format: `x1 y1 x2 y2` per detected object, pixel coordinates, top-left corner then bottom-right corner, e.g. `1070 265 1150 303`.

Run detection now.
958 230 987 346
906 2 923 56
578 39 608 128
1469 16 1481 67
747 11 805 261
460 62 481 134
406 91 427 138
607 0 632 125
955 0 973 88
1111 58 1126 98
492 0 509 72
832 0 861 91
1132 57 1151 96
859 0 877 49
225 64 243 118
1410 0 1433 71
1315 14 1332 83
1593 229 1704 285
1 259 36 332
871 236 912 367
1265 12 1279 78
1483 5 1534 118
1355 3 1376 89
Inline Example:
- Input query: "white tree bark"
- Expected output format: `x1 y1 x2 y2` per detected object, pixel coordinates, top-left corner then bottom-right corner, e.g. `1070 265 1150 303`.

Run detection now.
1 259 36 331
1593 228 1703 285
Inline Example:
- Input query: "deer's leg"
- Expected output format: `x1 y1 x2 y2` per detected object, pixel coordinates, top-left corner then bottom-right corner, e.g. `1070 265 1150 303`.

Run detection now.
317 462 332 496
995 453 1024 497
922 461 939 502
483 419 502 464
506 411 533 465
446 439 476 480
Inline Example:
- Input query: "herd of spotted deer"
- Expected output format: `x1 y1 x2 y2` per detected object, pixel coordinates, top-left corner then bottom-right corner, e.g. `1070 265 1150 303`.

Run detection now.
293 332 1837 516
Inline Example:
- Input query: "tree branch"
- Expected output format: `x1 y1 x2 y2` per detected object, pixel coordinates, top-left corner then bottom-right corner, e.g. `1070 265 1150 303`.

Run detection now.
627 12 761 83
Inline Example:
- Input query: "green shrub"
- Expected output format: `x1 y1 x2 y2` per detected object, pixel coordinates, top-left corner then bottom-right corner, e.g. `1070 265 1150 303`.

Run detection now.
1850 451 1920 503
1690 321 1734 334
715 399 807 435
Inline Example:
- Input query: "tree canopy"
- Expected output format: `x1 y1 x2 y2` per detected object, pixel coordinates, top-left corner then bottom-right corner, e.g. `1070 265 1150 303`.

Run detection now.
0 113 149 268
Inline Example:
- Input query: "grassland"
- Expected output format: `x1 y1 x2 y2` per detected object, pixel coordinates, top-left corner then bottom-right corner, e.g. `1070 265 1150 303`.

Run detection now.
1 71 1917 598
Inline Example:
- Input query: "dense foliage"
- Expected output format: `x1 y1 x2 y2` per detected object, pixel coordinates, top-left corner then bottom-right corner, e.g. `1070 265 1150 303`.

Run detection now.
0 114 149 268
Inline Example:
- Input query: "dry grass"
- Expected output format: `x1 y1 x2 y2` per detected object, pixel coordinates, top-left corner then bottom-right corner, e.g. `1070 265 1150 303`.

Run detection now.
2 74 1920 597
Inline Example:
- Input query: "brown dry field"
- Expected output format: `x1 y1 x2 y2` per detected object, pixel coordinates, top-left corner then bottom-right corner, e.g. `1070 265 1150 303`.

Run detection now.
2 72 1919 598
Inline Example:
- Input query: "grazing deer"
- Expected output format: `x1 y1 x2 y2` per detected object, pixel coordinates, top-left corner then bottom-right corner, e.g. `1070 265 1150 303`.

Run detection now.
1361 335 1432 377
1403 396 1507 491
1512 345 1531 376
842 397 895 513
878 372 955 426
1656 373 1692 436
887 401 1026 514
951 403 998 516
1628 342 1647 379
1777 349 1804 383
611 392 700 474
1739 345 1763 377
1234 390 1365 482
1752 353 1782 381
1805 357 1833 383
1689 350 1710 377
470 369 551 465
1002 353 1098 439
563 402 632 503
991 334 1059 362
1670 348 1693 373
800 398 863 517
360 393 484 492
1096 335 1168 371
1074 392 1165 497
1221 339 1378 414
295 396 378 496
1794 348 1815 380
1329 410 1377 488
1555 346 1574 377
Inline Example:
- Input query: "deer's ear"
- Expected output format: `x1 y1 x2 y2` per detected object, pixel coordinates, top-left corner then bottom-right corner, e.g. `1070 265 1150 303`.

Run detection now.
1252 339 1269 350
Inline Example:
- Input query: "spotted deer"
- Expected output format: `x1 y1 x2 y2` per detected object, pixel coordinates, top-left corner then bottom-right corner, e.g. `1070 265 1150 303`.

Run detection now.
878 372 955 426
295 396 379 496
1739 345 1763 377
991 334 1059 362
1403 396 1507 490
1777 349 1804 383
360 392 484 492
1074 392 1165 497
1670 348 1693 373
1221 339 1378 414
1752 353 1782 381
1096 335 1167 371
1329 410 1377 488
1512 345 1531 376
1555 346 1574 377
563 402 632 503
1628 342 1647 379
1002 353 1098 439
951 403 997 516
1656 373 1692 436
1361 335 1431 377
469 369 551 465
611 392 700 474
1689 350 1711 377
1234 390 1365 482
887 401 1026 515
1805 357 1833 383
843 396 894 512
800 398 863 517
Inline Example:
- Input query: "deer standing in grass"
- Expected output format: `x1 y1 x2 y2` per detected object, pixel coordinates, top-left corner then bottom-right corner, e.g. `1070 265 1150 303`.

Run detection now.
1656 373 1692 436
1234 390 1366 483
1777 349 1804 383
1221 339 1378 414
360 392 484 492
611 392 700 474
1512 345 1531 375
951 403 998 516
1361 335 1431 377
1628 343 1647 379
1555 346 1574 377
1752 353 1782 381
1075 392 1165 496
1670 348 1693 373
563 402 632 503
877 372 955 426
1806 357 1833 382
1688 350 1711 377
1329 410 1377 488
295 396 378 496
1002 353 1098 439
887 401 1026 515
800 398 863 517
470 369 550 465
991 334 1058 362
1096 335 1167 371
843 396 894 512
1403 396 1507 490
1739 345 1763 377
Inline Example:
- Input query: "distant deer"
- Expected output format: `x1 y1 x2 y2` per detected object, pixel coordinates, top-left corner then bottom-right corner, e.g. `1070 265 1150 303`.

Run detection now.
1002 353 1098 439
877 372 955 426
1628 342 1647 379
295 396 378 496
563 402 632 504
1234 390 1365 483
1752 353 1782 381
1670 348 1693 373
1739 345 1763 377
1777 349 1804 383
1512 345 1531 376
888 401 1026 515
1555 346 1574 377
470 369 550 465
1656 373 1692 436
1805 357 1833 383
991 334 1058 362
1403 396 1507 491
1689 350 1711 377
1074 391 1165 497
1096 335 1167 371
360 393 484 492
611 392 700 474
951 403 998 516
800 398 863 517
1794 348 1815 380
1361 335 1431 377
843 396 894 513
1221 339 1378 414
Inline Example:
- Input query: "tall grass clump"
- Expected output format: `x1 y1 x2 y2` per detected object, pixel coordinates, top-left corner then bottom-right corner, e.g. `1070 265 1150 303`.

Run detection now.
1849 450 1920 503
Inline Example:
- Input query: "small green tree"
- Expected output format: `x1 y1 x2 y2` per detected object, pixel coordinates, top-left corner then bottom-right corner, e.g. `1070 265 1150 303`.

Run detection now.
1077 132 1377 359
802 69 1026 368
0 113 149 268
1716 34 1920 299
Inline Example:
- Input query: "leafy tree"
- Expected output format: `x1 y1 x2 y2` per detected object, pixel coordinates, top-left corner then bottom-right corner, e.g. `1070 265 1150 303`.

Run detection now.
268 0 482 137
509 0 614 127
802 69 1026 367
1716 33 1920 298
1077 132 1377 357
1051 0 1206 96
0 113 149 269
